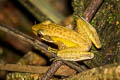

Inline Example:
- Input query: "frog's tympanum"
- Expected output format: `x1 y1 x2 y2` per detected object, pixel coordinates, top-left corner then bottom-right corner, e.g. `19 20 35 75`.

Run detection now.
32 17 101 61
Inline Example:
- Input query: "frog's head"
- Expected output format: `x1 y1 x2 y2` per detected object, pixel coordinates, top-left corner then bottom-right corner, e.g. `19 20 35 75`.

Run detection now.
32 21 52 36
32 21 54 42
32 25 44 37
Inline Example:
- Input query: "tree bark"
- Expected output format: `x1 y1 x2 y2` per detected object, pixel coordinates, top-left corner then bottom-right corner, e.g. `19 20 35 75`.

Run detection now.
73 0 120 68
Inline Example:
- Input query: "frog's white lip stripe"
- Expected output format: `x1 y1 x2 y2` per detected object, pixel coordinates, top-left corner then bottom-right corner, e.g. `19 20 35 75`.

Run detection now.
41 37 54 43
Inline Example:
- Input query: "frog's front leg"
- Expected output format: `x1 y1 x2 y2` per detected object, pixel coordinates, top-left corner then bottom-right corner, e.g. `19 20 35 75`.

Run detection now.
48 40 66 53
57 47 94 61
48 47 58 53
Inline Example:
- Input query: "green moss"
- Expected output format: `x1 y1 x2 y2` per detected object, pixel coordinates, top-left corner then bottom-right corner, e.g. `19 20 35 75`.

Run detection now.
90 20 95 26
107 15 116 24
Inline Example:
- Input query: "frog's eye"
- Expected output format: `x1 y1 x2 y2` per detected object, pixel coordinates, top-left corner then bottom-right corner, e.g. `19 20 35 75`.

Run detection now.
37 30 44 37
37 32 42 37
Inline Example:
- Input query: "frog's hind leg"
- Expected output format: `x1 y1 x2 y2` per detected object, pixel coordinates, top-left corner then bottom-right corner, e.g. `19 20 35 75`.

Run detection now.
77 17 101 48
57 48 94 61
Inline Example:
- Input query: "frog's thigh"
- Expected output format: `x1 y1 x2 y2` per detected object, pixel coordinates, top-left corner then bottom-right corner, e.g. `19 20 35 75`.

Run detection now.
57 49 94 61
77 18 101 48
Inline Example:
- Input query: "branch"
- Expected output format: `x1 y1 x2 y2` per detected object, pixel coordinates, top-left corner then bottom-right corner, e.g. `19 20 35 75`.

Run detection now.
83 0 103 22
0 64 48 74
40 61 63 80
0 64 76 76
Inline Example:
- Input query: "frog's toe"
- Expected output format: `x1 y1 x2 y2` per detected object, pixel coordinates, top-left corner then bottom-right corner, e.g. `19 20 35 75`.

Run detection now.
86 53 94 59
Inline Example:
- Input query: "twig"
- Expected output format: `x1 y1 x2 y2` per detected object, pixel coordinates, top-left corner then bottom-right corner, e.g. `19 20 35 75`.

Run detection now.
40 60 87 80
63 61 87 71
0 64 48 73
0 63 76 76
40 61 63 80
83 0 103 22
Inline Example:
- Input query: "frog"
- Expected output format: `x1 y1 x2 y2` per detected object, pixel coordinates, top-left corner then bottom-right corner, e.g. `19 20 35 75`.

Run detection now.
32 17 101 61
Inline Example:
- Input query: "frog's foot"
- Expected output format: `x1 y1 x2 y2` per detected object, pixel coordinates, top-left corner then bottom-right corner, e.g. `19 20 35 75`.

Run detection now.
57 50 94 61
48 47 58 53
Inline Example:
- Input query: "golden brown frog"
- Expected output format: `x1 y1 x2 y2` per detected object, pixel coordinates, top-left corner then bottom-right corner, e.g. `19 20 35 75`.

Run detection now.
32 17 101 61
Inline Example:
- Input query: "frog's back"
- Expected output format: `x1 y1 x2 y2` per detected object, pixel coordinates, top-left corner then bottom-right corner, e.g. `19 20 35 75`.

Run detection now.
38 23 90 45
